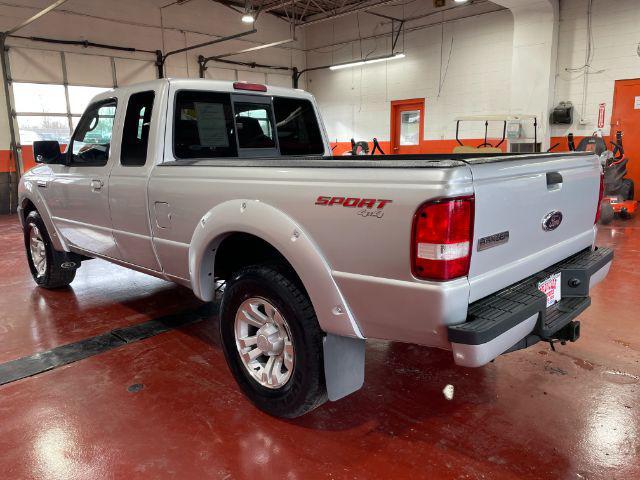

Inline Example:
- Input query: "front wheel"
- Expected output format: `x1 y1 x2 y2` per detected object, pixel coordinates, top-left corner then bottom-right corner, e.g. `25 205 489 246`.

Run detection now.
24 210 77 288
219 264 327 418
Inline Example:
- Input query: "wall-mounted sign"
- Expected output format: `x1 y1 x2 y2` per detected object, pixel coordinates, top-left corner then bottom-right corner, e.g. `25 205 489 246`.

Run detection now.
598 103 606 128
634 96 640 110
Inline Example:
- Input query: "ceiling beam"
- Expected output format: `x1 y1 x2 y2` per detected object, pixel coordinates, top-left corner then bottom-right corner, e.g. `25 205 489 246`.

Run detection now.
294 0 401 27
211 37 295 59
5 0 70 35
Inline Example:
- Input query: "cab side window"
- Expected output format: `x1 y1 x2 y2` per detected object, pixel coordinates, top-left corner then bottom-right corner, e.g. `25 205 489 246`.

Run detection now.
121 91 155 166
173 90 237 159
70 100 117 167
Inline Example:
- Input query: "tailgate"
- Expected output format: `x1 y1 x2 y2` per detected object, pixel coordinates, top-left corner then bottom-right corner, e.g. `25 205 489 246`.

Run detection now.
467 153 600 302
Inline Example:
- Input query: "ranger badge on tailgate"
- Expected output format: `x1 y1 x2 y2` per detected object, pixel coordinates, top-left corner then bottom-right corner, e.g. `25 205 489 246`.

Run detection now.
477 231 509 251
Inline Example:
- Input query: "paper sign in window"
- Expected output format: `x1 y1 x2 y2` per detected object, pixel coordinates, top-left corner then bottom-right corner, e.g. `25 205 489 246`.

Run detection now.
194 102 229 147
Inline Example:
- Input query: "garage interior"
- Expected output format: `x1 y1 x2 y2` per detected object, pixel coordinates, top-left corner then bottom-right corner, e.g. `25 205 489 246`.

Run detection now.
0 0 639 478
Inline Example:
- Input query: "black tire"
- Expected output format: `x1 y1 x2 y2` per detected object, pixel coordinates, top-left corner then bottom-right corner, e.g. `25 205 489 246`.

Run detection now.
622 179 634 200
219 264 327 418
599 202 614 225
24 210 77 288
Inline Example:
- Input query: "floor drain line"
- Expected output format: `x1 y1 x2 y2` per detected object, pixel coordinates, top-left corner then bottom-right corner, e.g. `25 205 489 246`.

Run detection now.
0 304 215 386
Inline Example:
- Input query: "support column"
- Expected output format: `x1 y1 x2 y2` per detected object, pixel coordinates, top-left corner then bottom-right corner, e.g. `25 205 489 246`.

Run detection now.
0 39 17 215
0 0 71 214
494 0 559 151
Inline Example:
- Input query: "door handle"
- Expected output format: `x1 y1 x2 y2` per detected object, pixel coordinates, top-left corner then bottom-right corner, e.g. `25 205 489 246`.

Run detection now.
90 179 104 191
154 202 172 229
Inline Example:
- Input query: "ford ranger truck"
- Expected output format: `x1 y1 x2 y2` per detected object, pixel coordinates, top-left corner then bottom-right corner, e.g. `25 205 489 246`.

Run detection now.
18 79 613 418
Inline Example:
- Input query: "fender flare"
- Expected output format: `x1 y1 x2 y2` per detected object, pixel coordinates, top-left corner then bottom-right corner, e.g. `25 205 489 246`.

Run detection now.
189 199 364 339
18 181 68 252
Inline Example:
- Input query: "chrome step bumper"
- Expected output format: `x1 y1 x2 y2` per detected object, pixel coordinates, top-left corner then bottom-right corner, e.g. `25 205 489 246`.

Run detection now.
449 247 613 367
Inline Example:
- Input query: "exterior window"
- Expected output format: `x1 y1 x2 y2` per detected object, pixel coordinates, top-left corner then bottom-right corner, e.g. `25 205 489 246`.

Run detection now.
16 116 70 145
68 86 110 114
173 90 237 159
13 83 69 145
399 110 420 145
69 100 117 166
234 102 276 149
121 91 154 166
272 97 324 155
12 82 110 146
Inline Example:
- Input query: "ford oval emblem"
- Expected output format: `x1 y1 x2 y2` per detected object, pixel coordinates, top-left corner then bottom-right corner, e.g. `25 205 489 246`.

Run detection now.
542 211 563 231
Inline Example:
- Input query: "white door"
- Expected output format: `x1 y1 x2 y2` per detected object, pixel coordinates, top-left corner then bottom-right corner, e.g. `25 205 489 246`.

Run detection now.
48 99 121 257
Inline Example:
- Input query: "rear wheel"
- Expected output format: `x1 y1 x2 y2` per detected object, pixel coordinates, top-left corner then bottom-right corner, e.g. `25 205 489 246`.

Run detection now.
219 264 327 418
24 210 77 288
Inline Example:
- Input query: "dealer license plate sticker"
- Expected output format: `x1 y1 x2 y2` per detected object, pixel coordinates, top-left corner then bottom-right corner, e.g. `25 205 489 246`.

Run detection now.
538 272 562 308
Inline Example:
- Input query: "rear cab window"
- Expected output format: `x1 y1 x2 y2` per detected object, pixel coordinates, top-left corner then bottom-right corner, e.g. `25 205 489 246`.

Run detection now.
172 89 324 160
235 102 276 149
232 95 279 157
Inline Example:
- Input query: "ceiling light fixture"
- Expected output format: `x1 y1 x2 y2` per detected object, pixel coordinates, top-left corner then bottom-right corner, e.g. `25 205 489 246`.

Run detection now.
329 53 405 71
241 0 255 23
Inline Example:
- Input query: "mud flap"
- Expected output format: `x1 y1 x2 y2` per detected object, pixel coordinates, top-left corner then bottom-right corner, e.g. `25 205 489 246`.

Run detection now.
56 251 83 270
323 333 365 401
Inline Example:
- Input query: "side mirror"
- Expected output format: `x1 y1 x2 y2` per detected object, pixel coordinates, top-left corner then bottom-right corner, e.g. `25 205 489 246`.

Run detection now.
33 140 65 164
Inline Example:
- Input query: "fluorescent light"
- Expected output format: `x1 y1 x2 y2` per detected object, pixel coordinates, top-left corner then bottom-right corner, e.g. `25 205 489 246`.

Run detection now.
361 53 405 65
241 13 254 23
329 53 405 71
330 61 365 70
454 0 468 3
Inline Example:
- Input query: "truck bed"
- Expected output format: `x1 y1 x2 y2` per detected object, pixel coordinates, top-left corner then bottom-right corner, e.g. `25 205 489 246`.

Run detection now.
160 152 592 169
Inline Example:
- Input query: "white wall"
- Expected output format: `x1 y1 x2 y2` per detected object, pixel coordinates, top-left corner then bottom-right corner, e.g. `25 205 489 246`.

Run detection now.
305 0 640 144
493 0 559 150
553 0 640 137
304 2 514 143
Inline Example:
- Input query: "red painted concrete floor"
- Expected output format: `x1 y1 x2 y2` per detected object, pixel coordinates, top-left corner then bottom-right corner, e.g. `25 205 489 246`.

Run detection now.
0 214 639 480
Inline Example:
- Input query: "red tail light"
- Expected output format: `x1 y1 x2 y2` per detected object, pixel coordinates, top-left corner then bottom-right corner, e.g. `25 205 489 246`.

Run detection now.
233 82 267 92
595 172 604 224
412 196 475 281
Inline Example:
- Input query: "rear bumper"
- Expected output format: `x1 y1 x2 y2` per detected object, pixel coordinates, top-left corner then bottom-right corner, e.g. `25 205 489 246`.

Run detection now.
448 246 613 367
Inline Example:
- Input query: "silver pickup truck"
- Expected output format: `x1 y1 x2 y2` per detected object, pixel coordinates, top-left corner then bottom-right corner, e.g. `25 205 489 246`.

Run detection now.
18 79 613 418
